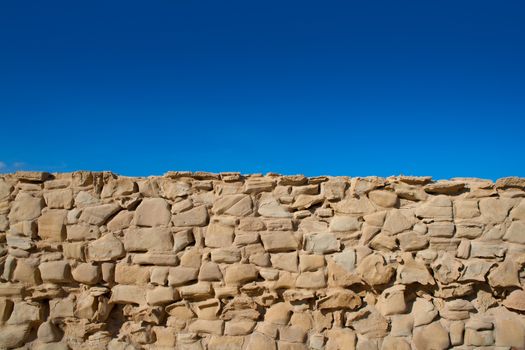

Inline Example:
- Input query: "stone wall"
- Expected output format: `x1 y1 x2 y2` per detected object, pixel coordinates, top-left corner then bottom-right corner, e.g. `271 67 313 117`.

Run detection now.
0 171 525 350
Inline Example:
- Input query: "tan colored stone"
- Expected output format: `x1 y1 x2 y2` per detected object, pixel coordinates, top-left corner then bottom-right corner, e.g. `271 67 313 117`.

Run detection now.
87 233 125 261
413 321 450 350
488 259 521 288
205 222 234 248
260 231 299 252
8 192 44 222
356 253 395 286
38 209 67 241
172 205 208 226
79 203 120 225
124 227 173 252
132 198 171 227
39 261 71 283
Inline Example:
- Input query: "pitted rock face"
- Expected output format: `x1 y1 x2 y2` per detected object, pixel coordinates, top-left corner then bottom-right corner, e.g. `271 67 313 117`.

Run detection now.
0 171 525 350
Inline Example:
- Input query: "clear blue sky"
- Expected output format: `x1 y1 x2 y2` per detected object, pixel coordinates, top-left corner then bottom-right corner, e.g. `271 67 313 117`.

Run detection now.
1 1 524 179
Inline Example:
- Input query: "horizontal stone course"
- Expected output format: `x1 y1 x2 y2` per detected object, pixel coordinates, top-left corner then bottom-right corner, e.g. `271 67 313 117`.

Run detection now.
0 171 524 349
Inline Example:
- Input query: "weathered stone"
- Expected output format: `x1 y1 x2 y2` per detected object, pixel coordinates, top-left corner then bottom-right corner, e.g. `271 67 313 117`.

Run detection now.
375 285 406 316
133 198 171 227
304 233 340 254
87 233 125 261
503 220 525 243
397 231 428 251
397 253 435 285
479 197 514 222
260 231 299 252
0 324 32 348
205 222 234 248
488 259 521 288
212 194 253 216
37 320 61 343
110 285 146 305
258 192 292 217
72 263 100 284
172 205 208 226
382 209 414 235
167 266 198 286
39 261 71 283
8 192 44 222
329 216 361 232
224 264 258 285
124 227 173 251
38 209 67 241
79 203 120 225
325 328 356 350
44 189 73 209
317 289 361 310
356 253 395 286
413 321 450 350
431 252 463 284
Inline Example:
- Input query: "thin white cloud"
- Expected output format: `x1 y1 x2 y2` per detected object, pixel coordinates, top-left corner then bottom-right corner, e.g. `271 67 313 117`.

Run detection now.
0 161 5 170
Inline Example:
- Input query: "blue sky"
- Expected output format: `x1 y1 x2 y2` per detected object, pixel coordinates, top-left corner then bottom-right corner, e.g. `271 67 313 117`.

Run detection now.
0 1 524 179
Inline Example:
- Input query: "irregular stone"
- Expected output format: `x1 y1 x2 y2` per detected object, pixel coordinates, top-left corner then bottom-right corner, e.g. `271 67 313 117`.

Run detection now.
494 312 525 348
503 220 525 243
8 192 44 222
37 320 61 343
44 189 73 209
292 194 324 210
304 233 340 254
415 195 452 220
7 301 42 324
459 259 493 282
72 263 100 284
427 221 454 237
397 253 435 285
382 209 414 235
66 223 100 241
0 324 32 348
329 216 361 232
479 197 514 222
317 289 361 310
146 286 177 305
296 269 326 289
397 231 428 251
265 302 292 324
488 259 521 288
325 328 356 350
110 285 146 305
79 203 120 225
260 231 299 252
167 266 198 286
205 222 234 248
39 261 71 283
413 321 450 350
132 252 178 266
333 197 375 215
258 193 292 218
455 221 483 239
356 253 395 286
431 252 463 284
375 285 406 316
424 180 465 194
87 233 125 261
470 241 506 258
132 198 171 227
368 190 397 208
224 264 258 285
270 252 297 272
502 289 525 311
454 199 480 218
38 210 67 241
172 205 208 226
412 298 438 326
124 227 173 252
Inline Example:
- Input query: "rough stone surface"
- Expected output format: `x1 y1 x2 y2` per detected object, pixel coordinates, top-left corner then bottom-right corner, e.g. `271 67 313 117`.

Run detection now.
0 171 524 349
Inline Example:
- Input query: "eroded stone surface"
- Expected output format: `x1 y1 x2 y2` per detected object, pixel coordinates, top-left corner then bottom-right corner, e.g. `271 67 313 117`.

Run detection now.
0 171 524 349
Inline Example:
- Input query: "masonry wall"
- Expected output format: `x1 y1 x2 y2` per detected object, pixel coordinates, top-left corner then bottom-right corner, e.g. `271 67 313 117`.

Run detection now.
0 171 525 350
